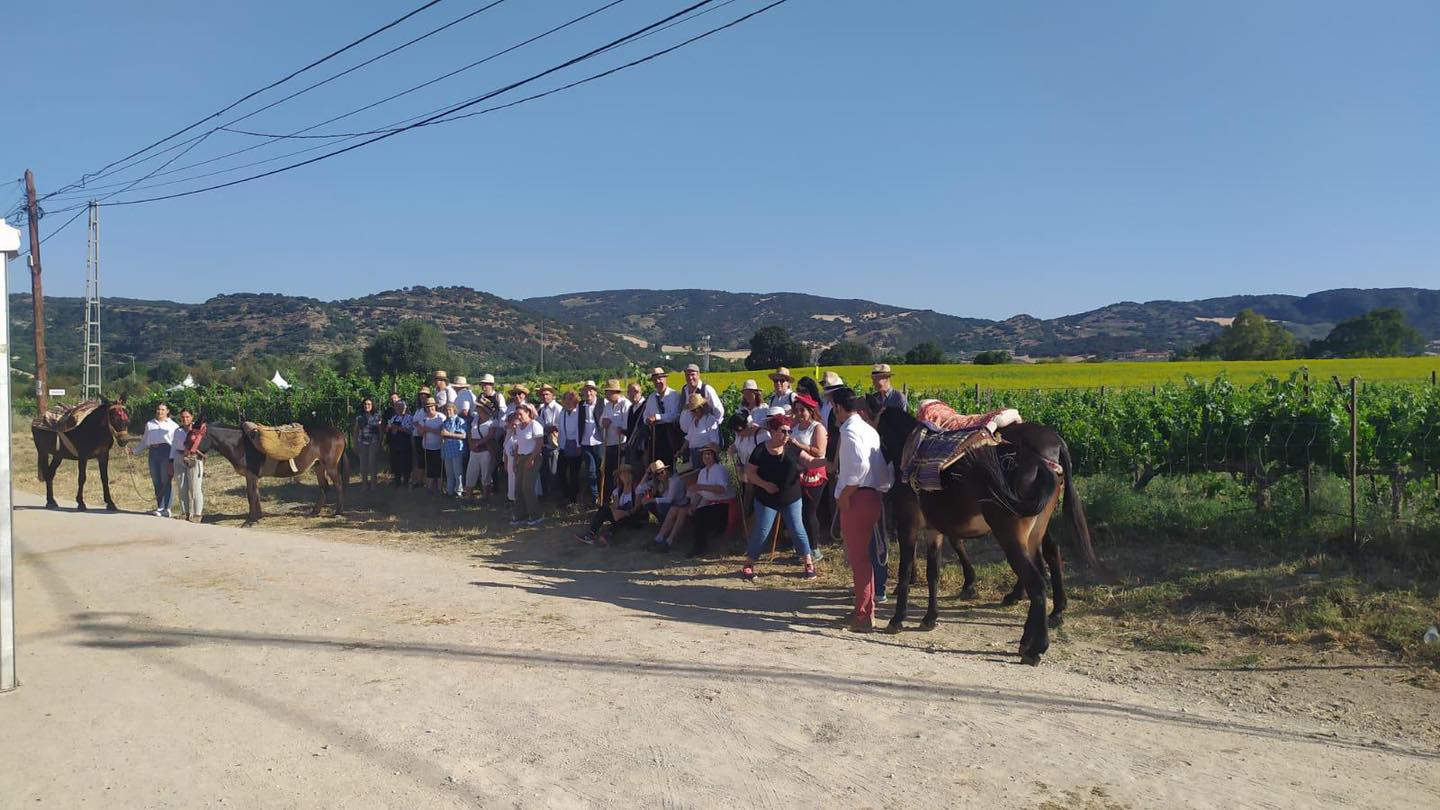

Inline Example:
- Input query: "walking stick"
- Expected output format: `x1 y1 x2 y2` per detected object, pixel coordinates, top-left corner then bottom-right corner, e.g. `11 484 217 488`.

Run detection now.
596 444 607 507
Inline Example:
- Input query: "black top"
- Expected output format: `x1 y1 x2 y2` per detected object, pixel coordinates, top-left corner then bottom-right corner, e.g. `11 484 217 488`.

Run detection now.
748 442 802 508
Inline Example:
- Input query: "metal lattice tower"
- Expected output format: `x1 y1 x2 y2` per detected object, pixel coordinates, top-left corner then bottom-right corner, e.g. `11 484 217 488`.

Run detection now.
82 201 101 400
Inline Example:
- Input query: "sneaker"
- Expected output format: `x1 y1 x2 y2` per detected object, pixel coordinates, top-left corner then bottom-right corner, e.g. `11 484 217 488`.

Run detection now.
576 532 596 545
151 509 163 517
811 547 823 563
527 517 544 526
877 590 888 604
510 518 524 527
160 509 172 518
802 563 817 580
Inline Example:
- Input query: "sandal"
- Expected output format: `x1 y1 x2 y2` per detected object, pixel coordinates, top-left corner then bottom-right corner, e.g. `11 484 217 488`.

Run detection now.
740 564 756 581
802 563 817 580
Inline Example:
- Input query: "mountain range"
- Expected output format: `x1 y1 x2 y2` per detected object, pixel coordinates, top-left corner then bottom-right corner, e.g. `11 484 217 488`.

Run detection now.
7 286 1438 376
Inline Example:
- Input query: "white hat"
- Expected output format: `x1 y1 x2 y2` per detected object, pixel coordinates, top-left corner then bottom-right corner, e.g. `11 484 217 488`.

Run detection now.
684 363 701 373
479 373 496 385
452 376 470 388
741 379 761 392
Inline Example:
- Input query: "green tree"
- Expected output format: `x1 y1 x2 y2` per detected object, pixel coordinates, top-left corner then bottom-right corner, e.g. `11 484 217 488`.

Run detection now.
147 359 185 386
744 326 807 370
817 340 873 366
973 350 1012 365
1310 308 1423 358
904 342 946 364
364 321 450 378
1212 309 1296 360
331 347 365 376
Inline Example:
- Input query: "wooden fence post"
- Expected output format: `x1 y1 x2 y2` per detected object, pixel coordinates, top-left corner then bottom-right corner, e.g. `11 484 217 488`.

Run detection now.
1302 368 1311 513
1348 377 1358 548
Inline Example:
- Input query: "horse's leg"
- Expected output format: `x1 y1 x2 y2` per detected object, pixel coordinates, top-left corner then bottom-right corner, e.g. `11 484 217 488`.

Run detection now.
996 518 1048 665
919 532 942 630
41 451 59 509
884 491 921 634
335 450 348 516
312 464 328 517
74 456 89 511
244 474 262 526
946 535 978 600
99 453 117 511
1042 529 1066 628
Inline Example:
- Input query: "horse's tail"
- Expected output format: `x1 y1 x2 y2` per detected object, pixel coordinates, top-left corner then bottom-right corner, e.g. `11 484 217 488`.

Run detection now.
966 445 1056 518
1057 440 1101 569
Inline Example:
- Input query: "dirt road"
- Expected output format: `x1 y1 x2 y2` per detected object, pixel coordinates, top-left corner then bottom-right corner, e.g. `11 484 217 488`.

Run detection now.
2 493 1435 808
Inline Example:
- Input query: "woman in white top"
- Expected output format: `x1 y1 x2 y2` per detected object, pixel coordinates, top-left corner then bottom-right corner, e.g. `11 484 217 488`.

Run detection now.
511 404 546 525
170 408 204 522
641 459 690 552
132 402 179 516
464 405 500 498
679 393 721 467
788 394 830 556
686 445 732 558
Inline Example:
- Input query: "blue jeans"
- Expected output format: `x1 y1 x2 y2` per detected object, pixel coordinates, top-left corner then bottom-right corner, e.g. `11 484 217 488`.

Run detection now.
147 446 174 511
580 445 602 501
747 498 811 560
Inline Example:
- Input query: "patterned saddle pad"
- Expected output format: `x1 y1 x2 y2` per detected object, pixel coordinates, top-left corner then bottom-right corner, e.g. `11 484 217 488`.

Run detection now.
899 426 1001 492
32 400 101 433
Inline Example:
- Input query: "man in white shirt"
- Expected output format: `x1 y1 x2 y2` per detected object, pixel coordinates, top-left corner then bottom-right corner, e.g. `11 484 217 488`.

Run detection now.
679 363 725 422
679 394 721 467
579 381 604 504
830 387 893 633
599 379 631 503
642 368 682 467
768 367 796 412
451 376 476 421
535 384 564 500
431 370 454 410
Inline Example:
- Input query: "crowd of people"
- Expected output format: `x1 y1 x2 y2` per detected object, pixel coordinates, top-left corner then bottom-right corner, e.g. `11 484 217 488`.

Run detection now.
132 362 911 633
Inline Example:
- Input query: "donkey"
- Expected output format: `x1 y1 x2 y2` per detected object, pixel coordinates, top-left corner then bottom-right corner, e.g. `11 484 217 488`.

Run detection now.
32 397 132 511
198 423 348 526
868 396 1096 665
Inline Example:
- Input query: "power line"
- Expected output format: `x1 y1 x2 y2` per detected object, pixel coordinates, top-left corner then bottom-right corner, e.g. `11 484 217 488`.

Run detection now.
38 0 635 203
104 0 734 206
40 0 454 201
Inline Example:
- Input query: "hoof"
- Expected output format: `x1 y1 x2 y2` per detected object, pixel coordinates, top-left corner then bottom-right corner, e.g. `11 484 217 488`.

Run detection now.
884 622 904 635
105 503 118 512
1047 613 1064 629
75 502 87 512
957 586 978 601
1000 594 1021 607
241 520 257 528
1020 653 1042 666
918 619 938 632
45 501 59 510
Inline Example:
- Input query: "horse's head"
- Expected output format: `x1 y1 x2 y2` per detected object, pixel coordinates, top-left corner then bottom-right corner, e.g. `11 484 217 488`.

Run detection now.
862 391 912 463
105 396 133 445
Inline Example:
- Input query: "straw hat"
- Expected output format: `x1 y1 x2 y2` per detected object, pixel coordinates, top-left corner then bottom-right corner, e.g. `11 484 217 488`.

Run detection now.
452 375 470 388
768 367 792 382
537 383 556 393
433 370 449 381
870 363 893 377
508 383 529 396
418 386 433 395
820 371 845 390
649 367 667 378
603 379 624 393
686 393 708 412
648 459 669 475
478 373 496 385
741 379 761 392
697 443 721 461
581 380 597 390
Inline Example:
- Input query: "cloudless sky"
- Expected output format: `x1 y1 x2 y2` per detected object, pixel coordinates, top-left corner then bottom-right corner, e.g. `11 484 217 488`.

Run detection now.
6 0 1439 319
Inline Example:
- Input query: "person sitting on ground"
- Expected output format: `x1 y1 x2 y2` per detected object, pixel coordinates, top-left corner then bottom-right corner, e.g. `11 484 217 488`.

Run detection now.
742 409 817 581
686 445 733 558
679 392 721 468
870 363 907 410
576 466 643 548
640 459 688 552
439 402 467 498
768 367 796 412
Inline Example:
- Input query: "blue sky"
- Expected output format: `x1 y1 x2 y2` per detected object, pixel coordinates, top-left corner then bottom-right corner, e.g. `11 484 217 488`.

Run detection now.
6 0 1438 319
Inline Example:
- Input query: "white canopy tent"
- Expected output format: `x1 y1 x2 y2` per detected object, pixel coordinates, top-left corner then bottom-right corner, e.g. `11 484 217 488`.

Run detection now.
271 371 291 390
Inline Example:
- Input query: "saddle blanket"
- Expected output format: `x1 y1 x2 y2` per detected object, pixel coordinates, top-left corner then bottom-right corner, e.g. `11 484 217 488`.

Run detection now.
32 400 101 433
900 427 1001 492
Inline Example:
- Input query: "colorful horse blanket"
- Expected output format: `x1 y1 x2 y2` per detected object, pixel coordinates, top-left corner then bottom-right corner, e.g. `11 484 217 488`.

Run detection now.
899 425 1002 492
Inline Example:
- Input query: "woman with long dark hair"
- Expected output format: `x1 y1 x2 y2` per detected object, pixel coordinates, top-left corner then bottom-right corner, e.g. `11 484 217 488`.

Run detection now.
353 397 383 490
132 402 178 517
742 408 816 580
788 394 829 556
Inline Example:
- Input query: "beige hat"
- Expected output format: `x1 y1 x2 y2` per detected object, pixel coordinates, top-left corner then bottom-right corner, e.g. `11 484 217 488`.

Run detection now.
648 459 669 475
684 363 701 373
741 379 761 392
604 379 624 393
452 375 469 388
686 393 708 412
537 383 556 393
871 363 893 377
649 367 667 379
478 373 496 385
418 386 433 395
581 380 597 390
433 370 449 381
509 383 529 396
820 371 845 390
697 443 721 461
768 367 792 381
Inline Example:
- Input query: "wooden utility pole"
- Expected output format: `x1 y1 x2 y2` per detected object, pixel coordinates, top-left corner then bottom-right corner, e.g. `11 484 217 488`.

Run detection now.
23 170 48 414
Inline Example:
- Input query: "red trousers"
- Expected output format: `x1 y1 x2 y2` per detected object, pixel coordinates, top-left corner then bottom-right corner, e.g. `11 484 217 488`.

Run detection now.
841 488 883 623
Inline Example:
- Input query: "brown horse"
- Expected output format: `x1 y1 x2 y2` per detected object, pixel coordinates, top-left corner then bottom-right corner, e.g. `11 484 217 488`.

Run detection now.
198 423 348 526
32 397 132 511
868 396 1096 665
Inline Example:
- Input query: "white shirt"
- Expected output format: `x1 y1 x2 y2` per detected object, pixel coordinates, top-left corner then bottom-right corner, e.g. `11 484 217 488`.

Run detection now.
419 414 445 451
679 410 721 450
452 388 476 417
647 475 686 506
732 408 769 462
768 389 795 412
557 407 581 448
835 413 893 498
579 398 602 446
432 386 455 408
642 388 681 423
535 400 564 442
169 426 192 460
600 397 631 446
681 381 725 422
695 462 731 504
514 421 545 455
470 417 500 445
134 417 179 453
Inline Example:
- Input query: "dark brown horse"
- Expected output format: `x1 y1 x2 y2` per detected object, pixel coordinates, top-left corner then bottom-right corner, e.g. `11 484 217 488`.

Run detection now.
198 423 348 526
32 398 132 511
868 396 1097 665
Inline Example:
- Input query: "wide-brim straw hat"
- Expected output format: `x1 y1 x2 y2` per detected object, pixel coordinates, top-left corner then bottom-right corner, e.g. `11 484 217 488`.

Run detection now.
686 393 708 412
769 367 792 381
418 386 433 395
479 373 496 385
604 379 624 393
871 363 893 377
538 383 556 393
649 367 667 378
433 370 449 381
581 380 598 390
648 459 669 474
741 379 761 392
698 443 721 461
820 371 845 390
509 384 530 396
452 376 469 388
